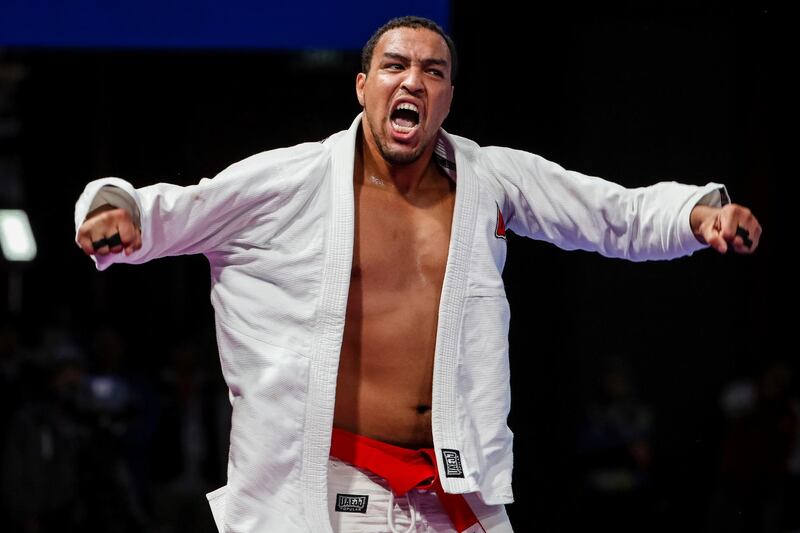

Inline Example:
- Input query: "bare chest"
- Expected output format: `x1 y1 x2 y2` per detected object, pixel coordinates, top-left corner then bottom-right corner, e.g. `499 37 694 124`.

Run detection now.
352 183 455 291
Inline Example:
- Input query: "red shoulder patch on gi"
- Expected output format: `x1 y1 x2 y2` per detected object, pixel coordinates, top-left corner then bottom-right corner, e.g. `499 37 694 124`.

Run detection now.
495 204 506 240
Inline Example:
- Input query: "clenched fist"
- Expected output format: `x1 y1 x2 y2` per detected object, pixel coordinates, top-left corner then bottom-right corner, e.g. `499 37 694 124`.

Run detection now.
77 205 142 256
690 203 762 254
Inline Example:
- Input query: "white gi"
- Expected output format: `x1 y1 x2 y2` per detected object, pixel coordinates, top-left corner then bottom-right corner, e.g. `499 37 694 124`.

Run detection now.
74 114 725 532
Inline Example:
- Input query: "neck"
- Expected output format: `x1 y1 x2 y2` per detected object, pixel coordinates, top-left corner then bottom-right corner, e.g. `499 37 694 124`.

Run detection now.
358 124 437 196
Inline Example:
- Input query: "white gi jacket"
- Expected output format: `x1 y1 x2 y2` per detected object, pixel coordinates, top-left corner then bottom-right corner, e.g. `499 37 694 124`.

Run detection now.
74 114 724 532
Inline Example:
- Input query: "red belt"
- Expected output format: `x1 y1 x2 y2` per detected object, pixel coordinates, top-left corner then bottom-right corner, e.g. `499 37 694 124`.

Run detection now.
330 427 485 533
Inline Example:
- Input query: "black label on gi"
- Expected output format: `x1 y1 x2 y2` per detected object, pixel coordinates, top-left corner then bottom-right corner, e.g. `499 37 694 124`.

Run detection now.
441 449 465 478
335 493 369 513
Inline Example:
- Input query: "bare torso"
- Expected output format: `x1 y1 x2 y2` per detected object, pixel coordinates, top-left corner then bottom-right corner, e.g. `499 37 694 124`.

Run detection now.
333 141 455 448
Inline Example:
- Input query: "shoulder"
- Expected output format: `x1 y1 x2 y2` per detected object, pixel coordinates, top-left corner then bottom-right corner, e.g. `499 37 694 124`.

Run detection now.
201 137 338 200
444 131 540 167
444 131 545 182
222 139 332 178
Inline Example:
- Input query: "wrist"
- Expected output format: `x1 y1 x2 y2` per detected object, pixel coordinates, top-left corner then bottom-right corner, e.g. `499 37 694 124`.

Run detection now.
690 204 718 244
85 203 117 221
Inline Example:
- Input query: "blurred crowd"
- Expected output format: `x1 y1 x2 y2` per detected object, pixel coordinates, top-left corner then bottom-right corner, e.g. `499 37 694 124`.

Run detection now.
0 315 230 533
572 354 800 533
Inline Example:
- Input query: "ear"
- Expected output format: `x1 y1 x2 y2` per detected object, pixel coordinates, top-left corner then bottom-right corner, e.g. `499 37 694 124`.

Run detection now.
356 73 366 107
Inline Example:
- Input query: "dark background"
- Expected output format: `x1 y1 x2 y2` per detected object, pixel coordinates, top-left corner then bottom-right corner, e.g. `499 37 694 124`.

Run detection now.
1 2 795 532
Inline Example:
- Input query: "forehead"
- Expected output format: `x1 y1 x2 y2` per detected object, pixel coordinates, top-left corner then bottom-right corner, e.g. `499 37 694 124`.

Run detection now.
372 27 450 65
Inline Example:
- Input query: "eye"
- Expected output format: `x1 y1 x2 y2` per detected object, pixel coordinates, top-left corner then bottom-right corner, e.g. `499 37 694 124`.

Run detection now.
386 63 404 70
428 69 444 78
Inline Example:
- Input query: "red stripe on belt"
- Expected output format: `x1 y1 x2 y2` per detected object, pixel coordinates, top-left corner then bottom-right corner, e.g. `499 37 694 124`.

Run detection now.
330 427 484 533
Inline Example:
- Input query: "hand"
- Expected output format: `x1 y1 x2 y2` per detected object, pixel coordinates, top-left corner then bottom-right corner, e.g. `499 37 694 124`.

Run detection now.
690 203 761 254
77 205 142 256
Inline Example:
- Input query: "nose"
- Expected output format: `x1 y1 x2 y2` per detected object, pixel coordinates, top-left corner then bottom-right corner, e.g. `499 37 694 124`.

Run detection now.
401 66 425 95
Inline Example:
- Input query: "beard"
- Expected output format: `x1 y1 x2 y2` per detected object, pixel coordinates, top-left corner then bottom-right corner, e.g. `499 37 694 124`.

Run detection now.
367 115 426 166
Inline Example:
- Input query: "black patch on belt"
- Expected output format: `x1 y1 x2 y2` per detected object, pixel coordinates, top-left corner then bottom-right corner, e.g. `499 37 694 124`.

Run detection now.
335 493 369 513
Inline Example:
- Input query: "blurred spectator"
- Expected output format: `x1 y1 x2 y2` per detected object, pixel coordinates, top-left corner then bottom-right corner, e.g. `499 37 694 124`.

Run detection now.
1 342 87 532
705 358 799 533
1 331 147 533
0 316 43 529
150 336 230 533
80 327 148 532
575 354 655 531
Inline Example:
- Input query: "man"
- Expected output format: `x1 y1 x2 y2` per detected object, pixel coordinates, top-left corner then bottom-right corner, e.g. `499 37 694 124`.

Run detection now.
75 16 761 533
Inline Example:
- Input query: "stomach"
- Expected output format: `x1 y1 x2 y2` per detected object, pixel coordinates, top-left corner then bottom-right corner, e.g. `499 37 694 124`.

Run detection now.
333 284 440 448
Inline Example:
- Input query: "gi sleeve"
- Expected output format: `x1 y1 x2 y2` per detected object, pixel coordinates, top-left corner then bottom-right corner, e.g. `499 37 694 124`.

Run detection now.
483 146 729 261
74 144 322 271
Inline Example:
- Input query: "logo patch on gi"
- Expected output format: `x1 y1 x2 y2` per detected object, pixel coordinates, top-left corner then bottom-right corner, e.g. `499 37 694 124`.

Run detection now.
335 493 369 513
495 203 507 240
441 449 465 478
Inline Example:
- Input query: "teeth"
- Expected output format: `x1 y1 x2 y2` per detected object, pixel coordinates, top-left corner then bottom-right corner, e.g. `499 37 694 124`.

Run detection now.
391 102 420 133
395 102 419 113
391 121 415 133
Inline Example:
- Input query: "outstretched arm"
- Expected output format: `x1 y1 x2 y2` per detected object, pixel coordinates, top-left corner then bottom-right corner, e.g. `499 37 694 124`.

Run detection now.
72 174 260 270
73 142 328 270
483 146 736 261
690 203 761 254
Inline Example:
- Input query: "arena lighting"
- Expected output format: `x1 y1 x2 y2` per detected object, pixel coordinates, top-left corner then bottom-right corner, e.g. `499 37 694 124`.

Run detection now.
0 209 37 261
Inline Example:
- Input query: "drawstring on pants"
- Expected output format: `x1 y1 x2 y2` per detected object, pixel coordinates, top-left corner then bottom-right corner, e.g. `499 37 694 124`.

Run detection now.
387 490 417 533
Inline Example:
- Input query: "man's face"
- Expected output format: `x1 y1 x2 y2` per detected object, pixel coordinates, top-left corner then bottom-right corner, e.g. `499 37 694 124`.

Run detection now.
356 27 454 166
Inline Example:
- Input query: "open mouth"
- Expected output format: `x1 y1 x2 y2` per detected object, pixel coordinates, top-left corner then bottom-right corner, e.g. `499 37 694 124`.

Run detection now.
390 102 420 133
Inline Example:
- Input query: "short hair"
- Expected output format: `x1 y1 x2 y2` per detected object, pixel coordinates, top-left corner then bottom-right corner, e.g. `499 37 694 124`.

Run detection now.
361 16 457 84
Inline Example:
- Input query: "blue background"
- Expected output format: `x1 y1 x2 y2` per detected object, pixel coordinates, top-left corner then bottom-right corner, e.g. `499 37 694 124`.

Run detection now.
0 0 449 49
